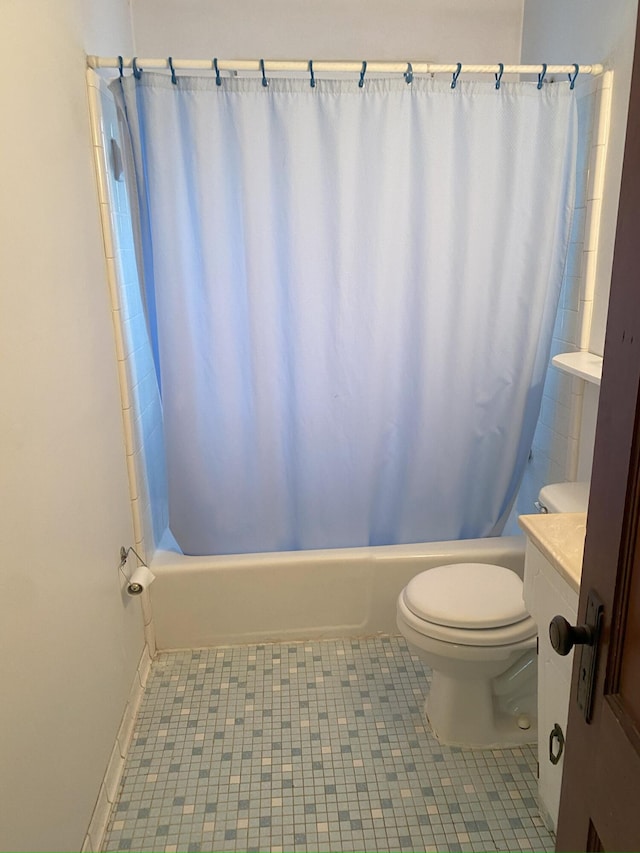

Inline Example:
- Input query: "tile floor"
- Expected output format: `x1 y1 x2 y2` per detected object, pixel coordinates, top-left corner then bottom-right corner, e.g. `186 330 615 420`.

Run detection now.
103 636 553 852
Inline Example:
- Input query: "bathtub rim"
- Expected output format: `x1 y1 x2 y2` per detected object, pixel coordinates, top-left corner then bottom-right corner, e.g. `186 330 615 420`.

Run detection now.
148 534 527 651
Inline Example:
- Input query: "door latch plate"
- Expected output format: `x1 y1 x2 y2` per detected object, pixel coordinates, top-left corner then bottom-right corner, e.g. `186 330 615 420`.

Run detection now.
576 589 604 723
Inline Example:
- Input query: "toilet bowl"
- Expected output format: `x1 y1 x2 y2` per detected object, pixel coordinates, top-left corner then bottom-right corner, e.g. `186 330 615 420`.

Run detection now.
397 562 537 748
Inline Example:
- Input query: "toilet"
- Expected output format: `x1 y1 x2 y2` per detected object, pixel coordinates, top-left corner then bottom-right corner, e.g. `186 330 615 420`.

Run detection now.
396 481 589 748
397 562 537 748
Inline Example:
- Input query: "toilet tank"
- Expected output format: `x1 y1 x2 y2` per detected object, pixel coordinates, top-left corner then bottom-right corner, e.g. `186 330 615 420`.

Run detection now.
537 481 590 513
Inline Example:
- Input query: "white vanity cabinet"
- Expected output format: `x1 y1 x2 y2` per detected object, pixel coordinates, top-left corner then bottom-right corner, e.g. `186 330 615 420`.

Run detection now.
520 514 586 834
523 541 578 831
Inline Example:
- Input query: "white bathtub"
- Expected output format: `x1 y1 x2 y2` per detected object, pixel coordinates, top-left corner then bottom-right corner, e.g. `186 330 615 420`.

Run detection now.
149 535 525 650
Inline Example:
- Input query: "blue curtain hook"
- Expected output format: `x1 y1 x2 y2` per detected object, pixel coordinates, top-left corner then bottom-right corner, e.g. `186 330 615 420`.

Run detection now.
404 62 413 84
168 56 177 85
569 64 579 90
260 59 269 87
309 60 316 88
537 63 548 90
213 58 222 86
495 62 504 90
132 56 142 79
451 62 462 89
117 55 124 78
359 61 367 88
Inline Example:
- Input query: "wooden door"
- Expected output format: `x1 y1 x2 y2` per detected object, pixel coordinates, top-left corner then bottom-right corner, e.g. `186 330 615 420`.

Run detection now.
555 14 640 852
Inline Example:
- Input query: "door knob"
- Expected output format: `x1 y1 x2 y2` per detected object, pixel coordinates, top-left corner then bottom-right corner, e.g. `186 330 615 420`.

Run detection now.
549 615 594 656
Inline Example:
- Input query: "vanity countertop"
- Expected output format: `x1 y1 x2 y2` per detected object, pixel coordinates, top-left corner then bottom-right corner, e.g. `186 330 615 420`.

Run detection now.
518 512 587 593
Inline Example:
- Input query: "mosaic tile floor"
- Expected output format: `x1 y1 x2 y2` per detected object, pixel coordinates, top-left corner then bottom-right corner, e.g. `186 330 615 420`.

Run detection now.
103 637 553 852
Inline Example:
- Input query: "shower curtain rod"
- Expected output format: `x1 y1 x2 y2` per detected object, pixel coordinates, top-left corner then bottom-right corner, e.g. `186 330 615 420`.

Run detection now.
87 56 604 78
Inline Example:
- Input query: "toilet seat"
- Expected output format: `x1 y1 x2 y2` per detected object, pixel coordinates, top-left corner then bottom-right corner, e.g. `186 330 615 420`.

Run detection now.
399 563 537 647
404 563 529 628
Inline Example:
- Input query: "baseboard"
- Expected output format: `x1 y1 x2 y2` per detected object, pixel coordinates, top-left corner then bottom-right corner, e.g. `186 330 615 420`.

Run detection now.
81 643 154 852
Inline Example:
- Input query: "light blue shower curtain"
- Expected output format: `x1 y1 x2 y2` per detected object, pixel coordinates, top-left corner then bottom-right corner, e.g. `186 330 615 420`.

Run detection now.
113 73 577 556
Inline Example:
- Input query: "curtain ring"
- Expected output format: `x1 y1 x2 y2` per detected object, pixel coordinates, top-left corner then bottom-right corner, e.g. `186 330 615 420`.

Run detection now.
404 62 413 84
168 56 177 85
213 58 222 86
117 55 124 78
260 58 269 87
359 60 367 88
537 63 548 89
569 64 579 90
495 62 504 90
309 60 316 88
451 62 462 89
132 57 142 79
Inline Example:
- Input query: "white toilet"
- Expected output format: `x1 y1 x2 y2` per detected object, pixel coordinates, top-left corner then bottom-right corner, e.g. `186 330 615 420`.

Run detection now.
397 562 537 748
396 481 589 749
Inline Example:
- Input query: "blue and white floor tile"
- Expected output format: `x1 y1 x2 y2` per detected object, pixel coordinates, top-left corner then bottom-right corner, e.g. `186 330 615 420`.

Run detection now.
102 636 553 852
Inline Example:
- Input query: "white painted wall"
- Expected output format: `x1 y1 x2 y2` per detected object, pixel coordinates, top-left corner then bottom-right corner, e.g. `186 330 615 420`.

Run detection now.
131 0 523 64
521 0 638 356
0 2 145 851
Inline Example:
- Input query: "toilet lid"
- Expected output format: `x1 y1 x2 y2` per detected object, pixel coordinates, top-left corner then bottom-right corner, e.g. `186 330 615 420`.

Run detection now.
403 563 528 629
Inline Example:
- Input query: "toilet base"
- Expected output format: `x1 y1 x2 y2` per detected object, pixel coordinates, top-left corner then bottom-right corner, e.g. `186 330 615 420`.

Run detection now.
425 662 537 748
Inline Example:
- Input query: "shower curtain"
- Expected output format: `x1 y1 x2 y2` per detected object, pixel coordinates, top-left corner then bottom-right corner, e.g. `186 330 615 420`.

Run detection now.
113 73 577 556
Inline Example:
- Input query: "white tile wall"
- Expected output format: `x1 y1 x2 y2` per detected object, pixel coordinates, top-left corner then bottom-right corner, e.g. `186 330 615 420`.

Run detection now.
505 73 611 530
87 69 170 580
